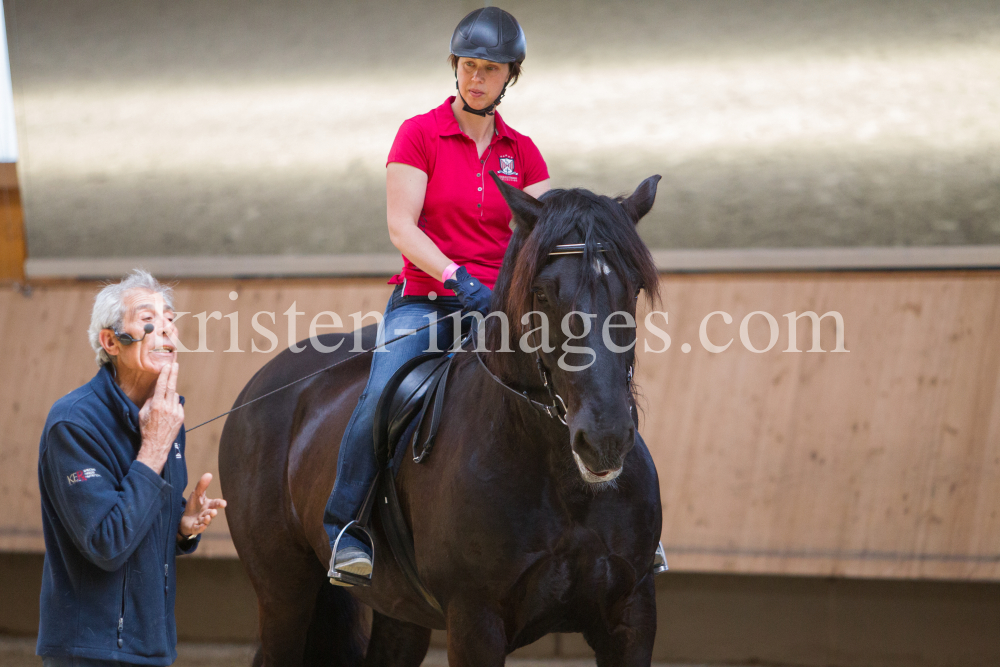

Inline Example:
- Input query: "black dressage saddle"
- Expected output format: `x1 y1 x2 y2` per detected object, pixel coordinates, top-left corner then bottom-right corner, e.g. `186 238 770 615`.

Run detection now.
375 351 454 469
331 350 454 614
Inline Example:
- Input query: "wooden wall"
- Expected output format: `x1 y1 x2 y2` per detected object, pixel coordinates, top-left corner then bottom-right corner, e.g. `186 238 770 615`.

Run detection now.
641 272 1000 581
1 272 998 579
0 163 25 282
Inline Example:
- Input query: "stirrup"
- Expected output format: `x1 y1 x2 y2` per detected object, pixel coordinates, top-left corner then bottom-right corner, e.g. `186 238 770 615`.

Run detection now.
329 520 375 587
652 541 668 575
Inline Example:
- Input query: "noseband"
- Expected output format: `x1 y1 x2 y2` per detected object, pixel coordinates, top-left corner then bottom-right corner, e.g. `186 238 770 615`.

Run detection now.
473 242 633 426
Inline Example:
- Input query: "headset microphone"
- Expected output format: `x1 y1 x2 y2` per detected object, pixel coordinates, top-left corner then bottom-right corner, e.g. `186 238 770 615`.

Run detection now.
115 323 155 345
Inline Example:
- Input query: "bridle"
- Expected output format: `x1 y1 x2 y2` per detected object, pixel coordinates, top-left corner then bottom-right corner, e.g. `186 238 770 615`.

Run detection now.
473 242 635 427
475 344 570 425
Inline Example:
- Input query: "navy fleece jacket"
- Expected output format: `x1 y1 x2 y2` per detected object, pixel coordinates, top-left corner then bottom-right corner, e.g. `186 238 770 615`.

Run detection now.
36 364 199 665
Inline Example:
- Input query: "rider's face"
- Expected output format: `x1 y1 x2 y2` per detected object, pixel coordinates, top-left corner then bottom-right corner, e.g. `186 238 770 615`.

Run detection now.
456 57 510 111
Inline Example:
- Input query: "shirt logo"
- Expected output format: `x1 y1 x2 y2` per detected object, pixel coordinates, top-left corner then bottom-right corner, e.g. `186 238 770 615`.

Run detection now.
497 156 518 180
174 442 182 459
67 468 101 485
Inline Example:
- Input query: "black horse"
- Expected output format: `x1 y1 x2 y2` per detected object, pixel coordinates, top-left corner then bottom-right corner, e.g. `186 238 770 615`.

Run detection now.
218 175 664 666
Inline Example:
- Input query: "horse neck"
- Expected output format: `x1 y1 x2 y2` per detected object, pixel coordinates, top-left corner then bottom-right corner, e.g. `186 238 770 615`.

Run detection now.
466 345 579 488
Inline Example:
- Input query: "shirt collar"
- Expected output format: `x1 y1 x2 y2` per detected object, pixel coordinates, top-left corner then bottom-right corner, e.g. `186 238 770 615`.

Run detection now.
436 96 510 140
92 364 141 434
91 364 185 436
492 108 511 139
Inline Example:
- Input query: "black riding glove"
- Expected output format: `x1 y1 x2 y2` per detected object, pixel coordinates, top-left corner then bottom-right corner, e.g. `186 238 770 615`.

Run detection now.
443 266 492 315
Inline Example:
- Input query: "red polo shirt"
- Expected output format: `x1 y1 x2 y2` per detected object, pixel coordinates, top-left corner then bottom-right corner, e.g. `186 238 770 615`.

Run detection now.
386 96 549 296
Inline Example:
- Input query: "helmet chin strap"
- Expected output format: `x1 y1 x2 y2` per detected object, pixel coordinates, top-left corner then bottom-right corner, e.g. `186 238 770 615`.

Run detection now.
455 75 510 117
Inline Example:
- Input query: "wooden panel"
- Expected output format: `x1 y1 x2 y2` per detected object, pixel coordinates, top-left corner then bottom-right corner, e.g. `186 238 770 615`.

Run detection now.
22 246 1000 281
638 272 1000 580
0 278 389 557
0 162 26 282
0 163 17 188
1 273 999 579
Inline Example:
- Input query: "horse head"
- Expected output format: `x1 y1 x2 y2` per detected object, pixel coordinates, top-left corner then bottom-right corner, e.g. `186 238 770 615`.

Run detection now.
486 173 662 487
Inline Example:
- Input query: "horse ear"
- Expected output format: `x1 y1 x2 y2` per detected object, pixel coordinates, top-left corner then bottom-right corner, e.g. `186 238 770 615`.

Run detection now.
620 175 661 224
490 172 542 231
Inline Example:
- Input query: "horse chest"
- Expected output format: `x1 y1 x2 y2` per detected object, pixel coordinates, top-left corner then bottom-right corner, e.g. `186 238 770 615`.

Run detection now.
501 535 641 638
507 512 637 593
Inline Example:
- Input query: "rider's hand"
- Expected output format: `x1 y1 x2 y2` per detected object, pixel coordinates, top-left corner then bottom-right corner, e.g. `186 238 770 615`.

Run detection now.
137 362 184 474
444 266 492 315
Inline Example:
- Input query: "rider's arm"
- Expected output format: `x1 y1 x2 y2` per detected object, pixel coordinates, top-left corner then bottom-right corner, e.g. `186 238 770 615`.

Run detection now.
520 135 551 200
386 162 454 282
523 179 550 199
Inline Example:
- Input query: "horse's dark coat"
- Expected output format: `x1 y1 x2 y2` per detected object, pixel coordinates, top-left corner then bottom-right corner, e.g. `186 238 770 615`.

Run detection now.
219 176 664 667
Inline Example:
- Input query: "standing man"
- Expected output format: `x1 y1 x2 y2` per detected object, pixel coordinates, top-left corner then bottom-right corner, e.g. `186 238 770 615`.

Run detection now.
36 269 226 666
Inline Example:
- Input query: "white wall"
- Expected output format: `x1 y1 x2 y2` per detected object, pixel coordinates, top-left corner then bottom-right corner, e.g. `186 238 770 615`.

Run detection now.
10 0 1000 257
0 0 18 163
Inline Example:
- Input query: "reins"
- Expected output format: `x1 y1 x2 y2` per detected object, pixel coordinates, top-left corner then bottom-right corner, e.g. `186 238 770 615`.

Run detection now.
183 317 448 433
474 347 569 425
474 331 634 428
185 243 609 434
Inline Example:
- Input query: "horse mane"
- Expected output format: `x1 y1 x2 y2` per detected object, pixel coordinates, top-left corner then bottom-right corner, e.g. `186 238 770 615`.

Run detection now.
484 187 662 381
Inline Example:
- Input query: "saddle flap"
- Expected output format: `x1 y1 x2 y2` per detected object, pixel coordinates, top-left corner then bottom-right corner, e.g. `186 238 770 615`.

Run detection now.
372 351 449 468
368 351 450 617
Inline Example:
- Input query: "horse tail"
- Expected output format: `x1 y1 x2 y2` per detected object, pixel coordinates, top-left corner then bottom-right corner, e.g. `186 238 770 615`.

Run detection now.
302 584 367 666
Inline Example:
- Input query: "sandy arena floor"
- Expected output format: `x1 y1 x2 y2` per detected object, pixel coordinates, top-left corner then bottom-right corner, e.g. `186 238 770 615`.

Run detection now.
0 637 744 667
7 0 1000 258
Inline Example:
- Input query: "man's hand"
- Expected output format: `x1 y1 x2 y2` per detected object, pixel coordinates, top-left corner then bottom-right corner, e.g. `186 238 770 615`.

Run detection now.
137 362 185 474
178 473 227 540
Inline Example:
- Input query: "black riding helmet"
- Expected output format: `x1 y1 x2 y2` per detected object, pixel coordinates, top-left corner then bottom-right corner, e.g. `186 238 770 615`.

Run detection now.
450 7 526 117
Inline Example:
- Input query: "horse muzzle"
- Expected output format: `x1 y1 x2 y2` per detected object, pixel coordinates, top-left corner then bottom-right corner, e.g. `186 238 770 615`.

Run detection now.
571 449 623 484
570 422 635 484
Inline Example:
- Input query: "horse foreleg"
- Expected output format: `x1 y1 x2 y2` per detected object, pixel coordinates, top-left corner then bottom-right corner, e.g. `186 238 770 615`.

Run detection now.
362 611 431 667
254 571 321 667
445 602 507 667
246 548 331 667
255 591 317 666
583 575 658 667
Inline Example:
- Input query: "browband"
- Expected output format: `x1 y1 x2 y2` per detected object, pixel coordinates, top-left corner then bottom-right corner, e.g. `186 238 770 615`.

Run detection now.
549 243 606 256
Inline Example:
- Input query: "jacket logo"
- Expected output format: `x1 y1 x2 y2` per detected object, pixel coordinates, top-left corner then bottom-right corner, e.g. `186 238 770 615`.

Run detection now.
67 468 101 485
174 442 182 459
498 156 518 178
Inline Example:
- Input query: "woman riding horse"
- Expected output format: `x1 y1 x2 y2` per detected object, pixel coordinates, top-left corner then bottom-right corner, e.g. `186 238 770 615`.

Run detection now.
219 174 667 665
219 7 670 664
322 7 551 584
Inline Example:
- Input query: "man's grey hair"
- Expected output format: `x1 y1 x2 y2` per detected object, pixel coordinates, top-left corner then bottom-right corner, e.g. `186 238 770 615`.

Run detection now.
88 269 175 366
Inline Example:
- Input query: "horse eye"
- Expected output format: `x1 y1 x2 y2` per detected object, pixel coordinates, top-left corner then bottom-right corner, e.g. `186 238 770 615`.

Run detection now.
533 289 548 303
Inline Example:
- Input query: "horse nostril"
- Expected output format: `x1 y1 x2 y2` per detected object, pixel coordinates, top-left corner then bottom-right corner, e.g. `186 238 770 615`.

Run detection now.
572 429 605 467
573 425 634 473
620 426 636 457
572 429 593 457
